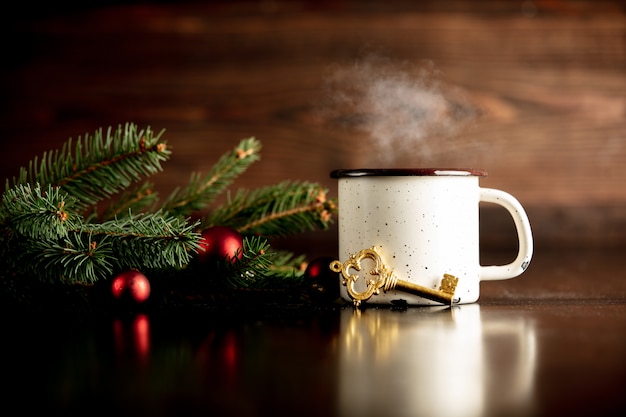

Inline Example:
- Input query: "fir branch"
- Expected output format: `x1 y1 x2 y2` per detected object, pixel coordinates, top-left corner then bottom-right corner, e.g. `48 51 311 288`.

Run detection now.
161 137 261 217
217 234 274 288
20 211 201 284
215 236 319 290
211 247 308 290
26 232 115 284
99 181 159 221
205 181 337 237
1 183 81 240
82 211 202 270
8 123 169 213
0 125 339 307
0 183 201 283
265 250 307 280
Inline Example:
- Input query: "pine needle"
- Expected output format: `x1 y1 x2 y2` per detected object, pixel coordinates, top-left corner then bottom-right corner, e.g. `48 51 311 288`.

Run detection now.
162 137 261 217
0 124 337 305
9 123 170 213
204 180 337 237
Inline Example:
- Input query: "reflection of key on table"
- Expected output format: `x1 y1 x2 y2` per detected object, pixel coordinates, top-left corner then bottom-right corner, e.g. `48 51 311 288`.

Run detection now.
329 246 460 307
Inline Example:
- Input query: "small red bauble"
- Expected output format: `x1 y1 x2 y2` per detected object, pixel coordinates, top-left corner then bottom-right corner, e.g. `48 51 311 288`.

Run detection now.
111 269 151 304
197 226 244 264
305 256 340 302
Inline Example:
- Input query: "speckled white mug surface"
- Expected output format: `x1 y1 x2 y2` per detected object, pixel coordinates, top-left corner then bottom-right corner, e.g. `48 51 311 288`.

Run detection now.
330 169 534 305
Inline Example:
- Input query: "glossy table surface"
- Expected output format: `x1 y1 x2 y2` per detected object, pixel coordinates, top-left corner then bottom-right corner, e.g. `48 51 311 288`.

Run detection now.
3 248 626 417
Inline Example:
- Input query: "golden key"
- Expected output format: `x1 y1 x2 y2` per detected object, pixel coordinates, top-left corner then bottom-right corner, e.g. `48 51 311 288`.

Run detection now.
329 246 460 307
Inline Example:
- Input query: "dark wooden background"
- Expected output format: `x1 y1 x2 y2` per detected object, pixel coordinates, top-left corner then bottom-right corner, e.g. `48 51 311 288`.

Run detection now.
2 0 625 258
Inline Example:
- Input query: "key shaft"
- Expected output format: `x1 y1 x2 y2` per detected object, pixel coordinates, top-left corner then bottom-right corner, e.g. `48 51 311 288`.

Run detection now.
383 273 459 305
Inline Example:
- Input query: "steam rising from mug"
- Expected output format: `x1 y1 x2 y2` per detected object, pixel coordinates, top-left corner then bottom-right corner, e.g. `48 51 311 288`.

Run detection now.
321 54 478 164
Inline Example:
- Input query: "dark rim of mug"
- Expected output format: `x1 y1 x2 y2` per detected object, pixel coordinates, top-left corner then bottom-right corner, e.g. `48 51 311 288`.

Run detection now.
330 168 487 178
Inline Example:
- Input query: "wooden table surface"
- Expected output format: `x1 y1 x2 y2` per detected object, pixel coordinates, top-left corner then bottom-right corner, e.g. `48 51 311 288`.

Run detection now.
3 247 626 417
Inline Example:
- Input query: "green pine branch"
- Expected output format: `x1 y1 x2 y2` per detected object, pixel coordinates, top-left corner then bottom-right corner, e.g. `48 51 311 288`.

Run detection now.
204 180 336 237
4 214 201 285
161 137 261 217
99 181 160 221
216 237 307 289
22 231 115 284
217 235 274 288
0 124 338 307
7 123 169 214
1 183 81 239
82 211 201 271
1 182 201 284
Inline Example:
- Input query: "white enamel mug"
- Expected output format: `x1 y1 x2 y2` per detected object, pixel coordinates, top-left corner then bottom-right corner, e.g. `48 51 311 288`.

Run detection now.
330 168 533 305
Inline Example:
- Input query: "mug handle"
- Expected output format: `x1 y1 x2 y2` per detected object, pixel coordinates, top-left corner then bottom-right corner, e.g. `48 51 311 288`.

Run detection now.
479 188 534 281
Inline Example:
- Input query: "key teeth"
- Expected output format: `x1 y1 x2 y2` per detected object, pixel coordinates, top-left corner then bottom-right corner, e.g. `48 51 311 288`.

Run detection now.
440 273 459 295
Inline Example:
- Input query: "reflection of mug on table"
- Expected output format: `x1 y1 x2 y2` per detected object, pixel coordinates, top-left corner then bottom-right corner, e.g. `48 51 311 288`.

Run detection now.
337 306 537 417
331 169 533 305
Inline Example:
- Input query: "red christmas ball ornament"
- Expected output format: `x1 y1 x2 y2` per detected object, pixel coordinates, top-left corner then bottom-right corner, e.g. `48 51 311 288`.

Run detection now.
111 269 151 304
197 226 244 264
305 256 340 302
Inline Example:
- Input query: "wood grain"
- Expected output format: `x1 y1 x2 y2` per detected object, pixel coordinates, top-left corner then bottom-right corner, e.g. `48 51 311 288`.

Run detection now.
1 1 625 250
